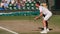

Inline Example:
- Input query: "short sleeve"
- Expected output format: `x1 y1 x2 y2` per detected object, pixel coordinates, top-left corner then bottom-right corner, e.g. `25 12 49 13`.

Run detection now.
39 6 43 12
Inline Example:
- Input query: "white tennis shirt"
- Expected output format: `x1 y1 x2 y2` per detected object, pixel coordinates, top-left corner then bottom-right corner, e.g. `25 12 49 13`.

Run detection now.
39 6 52 15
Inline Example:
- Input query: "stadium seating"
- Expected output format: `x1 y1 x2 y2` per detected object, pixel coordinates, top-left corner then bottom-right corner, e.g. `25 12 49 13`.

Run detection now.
0 1 40 16
7 1 39 10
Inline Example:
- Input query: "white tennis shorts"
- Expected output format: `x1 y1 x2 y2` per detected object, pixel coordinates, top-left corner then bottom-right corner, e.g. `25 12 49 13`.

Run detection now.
43 13 52 21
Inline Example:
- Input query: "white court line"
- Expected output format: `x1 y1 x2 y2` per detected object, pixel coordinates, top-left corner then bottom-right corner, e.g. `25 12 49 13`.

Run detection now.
0 26 18 34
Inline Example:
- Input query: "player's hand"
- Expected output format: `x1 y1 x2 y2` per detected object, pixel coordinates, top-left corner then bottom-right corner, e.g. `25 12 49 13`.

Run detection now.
34 16 39 20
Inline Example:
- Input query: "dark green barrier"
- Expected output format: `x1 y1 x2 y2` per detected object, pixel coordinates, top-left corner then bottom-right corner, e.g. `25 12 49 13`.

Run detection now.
0 11 40 16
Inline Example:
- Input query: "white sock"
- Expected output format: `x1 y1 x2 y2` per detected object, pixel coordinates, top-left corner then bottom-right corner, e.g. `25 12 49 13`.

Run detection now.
44 27 47 31
47 28 49 30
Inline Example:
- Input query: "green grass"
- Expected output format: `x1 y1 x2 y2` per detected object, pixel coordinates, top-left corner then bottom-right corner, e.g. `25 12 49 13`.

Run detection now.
0 29 13 34
0 15 60 34
20 32 60 34
0 16 35 20
49 15 60 27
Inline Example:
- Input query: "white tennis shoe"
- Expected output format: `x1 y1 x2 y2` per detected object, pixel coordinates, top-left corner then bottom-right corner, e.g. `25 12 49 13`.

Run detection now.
40 29 49 33
40 30 47 33
47 28 49 32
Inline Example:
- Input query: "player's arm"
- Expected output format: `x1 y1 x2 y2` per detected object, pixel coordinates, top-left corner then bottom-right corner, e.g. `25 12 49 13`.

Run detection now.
34 6 43 20
34 12 43 20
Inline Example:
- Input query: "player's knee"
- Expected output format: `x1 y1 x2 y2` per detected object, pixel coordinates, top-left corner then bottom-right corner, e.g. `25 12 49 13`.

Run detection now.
42 19 47 23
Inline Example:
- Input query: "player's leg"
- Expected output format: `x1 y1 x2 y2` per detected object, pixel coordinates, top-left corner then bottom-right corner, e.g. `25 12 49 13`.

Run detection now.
42 15 48 30
40 15 47 33
46 21 49 31
43 15 49 31
41 14 52 33
40 19 47 33
46 21 48 28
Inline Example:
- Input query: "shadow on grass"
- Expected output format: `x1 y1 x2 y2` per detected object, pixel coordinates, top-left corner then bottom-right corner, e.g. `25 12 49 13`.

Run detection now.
38 27 53 31
32 27 53 31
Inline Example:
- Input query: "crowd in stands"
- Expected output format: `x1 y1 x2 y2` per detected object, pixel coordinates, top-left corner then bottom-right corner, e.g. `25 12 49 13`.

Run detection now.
0 0 41 10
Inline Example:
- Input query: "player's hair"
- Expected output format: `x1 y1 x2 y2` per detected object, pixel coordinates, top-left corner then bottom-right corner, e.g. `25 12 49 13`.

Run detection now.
36 2 40 6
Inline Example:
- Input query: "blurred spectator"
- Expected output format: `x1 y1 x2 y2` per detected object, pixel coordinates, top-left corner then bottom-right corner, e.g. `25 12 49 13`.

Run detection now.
11 0 15 4
5 0 16 4
19 0 25 7
0 1 5 7
5 0 11 4
21 1 25 7
1 2 4 7
23 0 26 2
16 0 21 9
3 1 8 10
